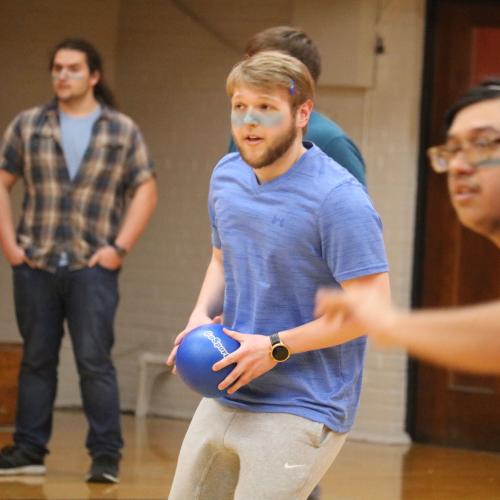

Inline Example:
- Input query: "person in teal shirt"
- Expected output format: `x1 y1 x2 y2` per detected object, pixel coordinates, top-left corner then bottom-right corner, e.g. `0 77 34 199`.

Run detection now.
228 25 366 185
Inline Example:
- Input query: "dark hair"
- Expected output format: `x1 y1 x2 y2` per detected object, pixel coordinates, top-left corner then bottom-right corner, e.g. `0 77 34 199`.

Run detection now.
245 26 321 83
445 78 500 130
49 38 116 108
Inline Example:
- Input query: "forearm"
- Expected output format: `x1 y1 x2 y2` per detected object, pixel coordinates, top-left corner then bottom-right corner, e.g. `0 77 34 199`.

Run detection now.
115 178 157 251
285 272 391 353
386 302 500 374
280 315 365 354
0 173 19 260
190 247 225 320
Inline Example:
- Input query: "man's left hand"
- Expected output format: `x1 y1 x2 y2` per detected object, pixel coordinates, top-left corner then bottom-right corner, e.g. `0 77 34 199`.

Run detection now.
88 246 123 270
213 329 277 394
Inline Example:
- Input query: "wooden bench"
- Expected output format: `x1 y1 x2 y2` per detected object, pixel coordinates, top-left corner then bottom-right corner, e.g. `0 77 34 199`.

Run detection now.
0 342 22 427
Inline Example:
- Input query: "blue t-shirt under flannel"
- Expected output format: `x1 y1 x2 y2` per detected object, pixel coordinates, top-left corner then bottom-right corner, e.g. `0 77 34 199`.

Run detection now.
59 107 101 180
208 143 388 433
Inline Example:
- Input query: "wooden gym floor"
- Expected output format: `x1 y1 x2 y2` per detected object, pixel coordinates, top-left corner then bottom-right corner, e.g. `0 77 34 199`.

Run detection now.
0 409 499 499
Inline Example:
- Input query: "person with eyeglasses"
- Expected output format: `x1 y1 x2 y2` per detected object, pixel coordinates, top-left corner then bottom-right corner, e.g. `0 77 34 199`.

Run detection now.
312 79 500 375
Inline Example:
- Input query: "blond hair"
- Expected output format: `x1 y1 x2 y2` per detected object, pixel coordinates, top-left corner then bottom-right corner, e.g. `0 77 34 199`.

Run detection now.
226 50 315 110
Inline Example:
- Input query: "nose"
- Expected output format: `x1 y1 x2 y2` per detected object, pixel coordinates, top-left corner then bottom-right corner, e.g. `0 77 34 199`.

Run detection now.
53 68 69 80
243 111 259 126
447 151 475 176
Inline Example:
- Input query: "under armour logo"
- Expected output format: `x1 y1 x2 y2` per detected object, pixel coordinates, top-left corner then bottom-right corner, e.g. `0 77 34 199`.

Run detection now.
272 215 285 227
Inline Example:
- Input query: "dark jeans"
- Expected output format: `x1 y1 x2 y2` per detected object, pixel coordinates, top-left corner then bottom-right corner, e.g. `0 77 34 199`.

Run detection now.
12 264 123 460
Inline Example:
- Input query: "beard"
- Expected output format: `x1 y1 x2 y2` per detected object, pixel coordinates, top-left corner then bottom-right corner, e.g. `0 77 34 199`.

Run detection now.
237 121 298 169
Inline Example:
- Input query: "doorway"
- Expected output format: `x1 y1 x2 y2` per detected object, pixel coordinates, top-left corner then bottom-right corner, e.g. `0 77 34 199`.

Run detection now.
411 0 500 452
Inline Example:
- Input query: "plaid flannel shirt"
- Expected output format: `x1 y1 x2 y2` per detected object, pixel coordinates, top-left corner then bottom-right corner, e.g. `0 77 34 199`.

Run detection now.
0 100 155 272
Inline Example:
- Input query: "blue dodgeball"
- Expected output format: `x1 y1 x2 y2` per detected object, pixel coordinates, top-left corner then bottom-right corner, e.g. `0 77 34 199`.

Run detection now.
176 324 240 398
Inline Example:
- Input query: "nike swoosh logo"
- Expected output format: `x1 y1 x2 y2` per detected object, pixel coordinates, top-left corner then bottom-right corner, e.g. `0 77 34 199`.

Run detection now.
284 463 306 469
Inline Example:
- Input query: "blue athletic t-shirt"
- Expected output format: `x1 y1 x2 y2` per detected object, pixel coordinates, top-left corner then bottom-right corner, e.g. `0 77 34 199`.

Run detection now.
208 142 388 433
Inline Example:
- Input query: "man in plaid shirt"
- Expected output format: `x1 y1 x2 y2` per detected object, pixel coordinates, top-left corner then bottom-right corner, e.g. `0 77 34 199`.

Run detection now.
0 38 157 483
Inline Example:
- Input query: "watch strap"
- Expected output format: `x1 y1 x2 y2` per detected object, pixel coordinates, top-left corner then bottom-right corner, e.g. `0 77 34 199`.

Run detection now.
112 242 128 258
270 332 281 346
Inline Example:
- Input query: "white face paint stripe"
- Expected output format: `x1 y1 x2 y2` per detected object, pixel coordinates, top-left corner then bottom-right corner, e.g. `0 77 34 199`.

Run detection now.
231 109 284 128
52 69 85 81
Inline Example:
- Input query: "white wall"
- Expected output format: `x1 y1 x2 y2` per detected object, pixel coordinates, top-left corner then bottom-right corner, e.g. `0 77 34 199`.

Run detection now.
354 0 424 443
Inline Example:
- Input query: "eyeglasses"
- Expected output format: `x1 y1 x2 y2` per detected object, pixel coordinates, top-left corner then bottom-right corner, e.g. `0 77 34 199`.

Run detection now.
427 132 500 173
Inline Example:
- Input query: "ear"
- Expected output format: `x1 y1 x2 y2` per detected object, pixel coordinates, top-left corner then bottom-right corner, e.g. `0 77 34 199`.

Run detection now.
89 70 101 89
295 99 314 129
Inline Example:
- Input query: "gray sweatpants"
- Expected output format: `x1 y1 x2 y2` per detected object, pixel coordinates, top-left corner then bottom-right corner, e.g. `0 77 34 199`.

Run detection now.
168 398 347 500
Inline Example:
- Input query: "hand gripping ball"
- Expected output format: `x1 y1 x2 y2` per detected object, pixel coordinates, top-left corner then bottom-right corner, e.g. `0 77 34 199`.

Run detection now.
176 324 240 398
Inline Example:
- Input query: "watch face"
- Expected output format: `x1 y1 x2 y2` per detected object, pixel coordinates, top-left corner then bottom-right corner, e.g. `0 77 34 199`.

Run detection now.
273 344 289 362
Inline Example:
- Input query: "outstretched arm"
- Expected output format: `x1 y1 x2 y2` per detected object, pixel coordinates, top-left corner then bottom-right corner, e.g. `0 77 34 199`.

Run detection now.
315 285 500 375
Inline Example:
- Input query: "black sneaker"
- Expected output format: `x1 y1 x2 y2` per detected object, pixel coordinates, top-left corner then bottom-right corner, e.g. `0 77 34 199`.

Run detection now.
85 455 119 484
0 446 46 476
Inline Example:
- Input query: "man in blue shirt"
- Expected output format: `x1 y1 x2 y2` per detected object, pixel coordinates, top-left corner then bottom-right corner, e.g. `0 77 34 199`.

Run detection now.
228 27 368 500
229 25 366 185
168 51 389 500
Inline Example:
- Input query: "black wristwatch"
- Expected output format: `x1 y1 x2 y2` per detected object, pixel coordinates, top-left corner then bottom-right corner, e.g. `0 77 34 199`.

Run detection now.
269 332 290 362
112 242 128 258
